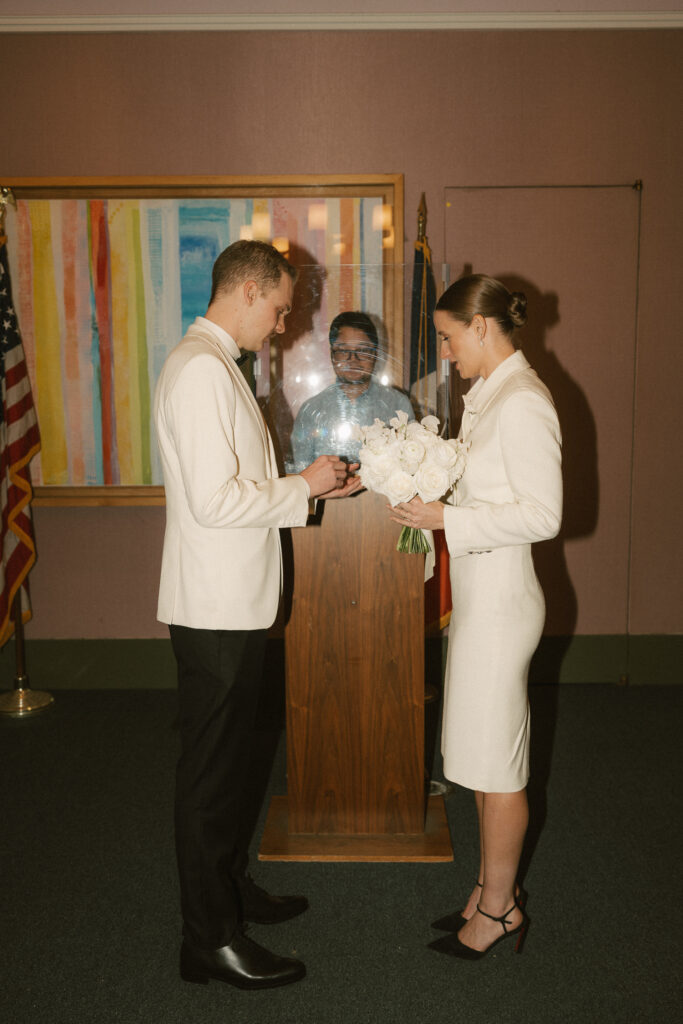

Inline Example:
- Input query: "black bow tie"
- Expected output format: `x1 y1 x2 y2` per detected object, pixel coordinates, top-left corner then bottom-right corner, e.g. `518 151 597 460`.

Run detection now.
235 352 250 367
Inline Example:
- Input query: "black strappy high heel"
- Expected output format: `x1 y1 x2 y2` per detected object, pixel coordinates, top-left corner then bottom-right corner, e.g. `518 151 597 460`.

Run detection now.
428 902 528 960
431 879 482 931
431 880 527 932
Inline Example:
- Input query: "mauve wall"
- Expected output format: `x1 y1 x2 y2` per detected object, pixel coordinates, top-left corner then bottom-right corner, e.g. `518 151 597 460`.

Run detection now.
3 29 682 639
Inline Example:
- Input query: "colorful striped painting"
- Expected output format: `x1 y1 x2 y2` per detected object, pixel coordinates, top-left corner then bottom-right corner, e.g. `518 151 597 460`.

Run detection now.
6 196 386 486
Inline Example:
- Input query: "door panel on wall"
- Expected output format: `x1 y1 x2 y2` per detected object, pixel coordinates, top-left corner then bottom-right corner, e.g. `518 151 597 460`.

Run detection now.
444 186 639 636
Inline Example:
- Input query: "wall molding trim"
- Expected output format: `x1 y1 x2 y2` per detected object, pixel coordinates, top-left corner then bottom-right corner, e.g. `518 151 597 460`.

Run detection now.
1 635 680 689
1 13 682 33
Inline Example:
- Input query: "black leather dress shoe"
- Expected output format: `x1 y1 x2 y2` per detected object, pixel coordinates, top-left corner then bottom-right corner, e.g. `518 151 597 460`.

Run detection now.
180 931 306 989
237 874 309 924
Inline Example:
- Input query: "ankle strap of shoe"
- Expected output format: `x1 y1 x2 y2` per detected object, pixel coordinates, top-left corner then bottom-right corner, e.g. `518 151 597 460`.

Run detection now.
476 904 517 931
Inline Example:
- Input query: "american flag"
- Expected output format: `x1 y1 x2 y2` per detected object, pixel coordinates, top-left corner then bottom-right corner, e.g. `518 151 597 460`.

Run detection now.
0 238 41 646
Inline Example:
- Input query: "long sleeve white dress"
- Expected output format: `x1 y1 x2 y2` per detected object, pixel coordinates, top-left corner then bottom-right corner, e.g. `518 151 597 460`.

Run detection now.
441 350 562 793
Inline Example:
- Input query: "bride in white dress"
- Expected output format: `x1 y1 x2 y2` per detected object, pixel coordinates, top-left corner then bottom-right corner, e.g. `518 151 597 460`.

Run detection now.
390 274 562 960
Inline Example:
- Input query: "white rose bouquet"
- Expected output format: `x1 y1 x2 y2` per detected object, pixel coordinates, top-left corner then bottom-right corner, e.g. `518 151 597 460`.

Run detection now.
351 410 468 554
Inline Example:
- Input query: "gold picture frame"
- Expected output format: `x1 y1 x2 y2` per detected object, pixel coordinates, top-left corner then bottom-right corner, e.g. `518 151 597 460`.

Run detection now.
3 174 404 505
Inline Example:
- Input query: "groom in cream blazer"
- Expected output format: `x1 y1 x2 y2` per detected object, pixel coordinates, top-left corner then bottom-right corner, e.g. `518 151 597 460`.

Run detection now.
154 240 359 991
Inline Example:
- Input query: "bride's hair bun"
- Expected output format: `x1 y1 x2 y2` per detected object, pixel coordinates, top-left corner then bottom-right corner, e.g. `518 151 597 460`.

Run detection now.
436 274 528 336
507 292 527 329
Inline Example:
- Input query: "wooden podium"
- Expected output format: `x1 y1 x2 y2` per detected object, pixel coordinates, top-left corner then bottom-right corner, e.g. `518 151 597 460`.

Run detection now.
260 490 453 862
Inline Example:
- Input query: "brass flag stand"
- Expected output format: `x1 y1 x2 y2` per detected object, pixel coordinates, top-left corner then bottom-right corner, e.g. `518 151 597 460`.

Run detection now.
0 595 53 719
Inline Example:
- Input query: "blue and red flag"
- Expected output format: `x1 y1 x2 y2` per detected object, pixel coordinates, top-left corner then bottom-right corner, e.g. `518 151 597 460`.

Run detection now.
409 221 451 633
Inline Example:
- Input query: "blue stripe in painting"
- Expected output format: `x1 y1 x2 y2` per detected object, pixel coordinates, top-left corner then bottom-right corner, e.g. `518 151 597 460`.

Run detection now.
146 206 168 382
179 202 234 333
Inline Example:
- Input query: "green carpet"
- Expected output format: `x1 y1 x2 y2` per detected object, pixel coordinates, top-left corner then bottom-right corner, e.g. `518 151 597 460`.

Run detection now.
1 684 680 1023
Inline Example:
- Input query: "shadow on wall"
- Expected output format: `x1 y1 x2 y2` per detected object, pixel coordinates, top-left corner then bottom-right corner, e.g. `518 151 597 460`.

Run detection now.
260 241 326 471
498 276 598 885
501 273 599 652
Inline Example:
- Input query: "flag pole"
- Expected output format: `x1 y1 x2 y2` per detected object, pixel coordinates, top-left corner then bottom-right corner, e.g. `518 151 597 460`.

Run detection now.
412 197 454 794
415 194 428 412
0 591 53 717
414 196 443 704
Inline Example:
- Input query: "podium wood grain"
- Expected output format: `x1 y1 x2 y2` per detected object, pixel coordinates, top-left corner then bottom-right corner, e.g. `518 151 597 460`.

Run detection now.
259 795 453 862
285 489 426 837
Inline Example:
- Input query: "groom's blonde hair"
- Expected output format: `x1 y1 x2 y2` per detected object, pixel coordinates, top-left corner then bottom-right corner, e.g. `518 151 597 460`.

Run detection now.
210 240 297 303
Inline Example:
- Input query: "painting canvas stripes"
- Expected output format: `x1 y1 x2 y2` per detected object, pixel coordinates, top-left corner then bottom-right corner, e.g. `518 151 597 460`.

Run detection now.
6 195 385 487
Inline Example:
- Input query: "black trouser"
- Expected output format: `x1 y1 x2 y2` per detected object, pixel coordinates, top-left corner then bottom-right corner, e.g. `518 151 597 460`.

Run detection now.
169 624 267 949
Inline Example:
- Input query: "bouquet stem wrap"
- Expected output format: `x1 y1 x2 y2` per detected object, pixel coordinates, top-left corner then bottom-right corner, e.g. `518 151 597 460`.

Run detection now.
397 526 432 554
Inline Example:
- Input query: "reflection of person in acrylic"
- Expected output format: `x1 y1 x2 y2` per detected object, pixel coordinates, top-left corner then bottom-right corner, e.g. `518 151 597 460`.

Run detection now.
154 240 361 992
289 311 414 470
388 274 562 962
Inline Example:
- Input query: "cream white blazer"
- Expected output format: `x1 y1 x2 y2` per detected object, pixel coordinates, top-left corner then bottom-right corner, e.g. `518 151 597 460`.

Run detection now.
154 317 310 631
443 351 563 557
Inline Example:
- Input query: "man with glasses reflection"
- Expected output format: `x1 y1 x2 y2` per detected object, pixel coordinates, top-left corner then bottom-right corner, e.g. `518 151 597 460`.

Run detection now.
290 311 414 469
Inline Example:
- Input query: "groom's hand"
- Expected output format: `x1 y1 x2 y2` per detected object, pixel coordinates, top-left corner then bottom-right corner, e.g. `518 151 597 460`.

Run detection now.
319 463 363 499
300 455 357 498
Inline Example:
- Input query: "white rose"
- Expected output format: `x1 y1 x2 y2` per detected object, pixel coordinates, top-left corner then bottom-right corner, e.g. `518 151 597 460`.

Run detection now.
375 451 400 480
415 463 450 503
426 438 459 470
359 450 396 492
406 420 436 447
406 420 426 438
359 464 381 491
421 427 440 447
446 438 468 482
421 415 440 434
398 438 425 475
383 469 417 506
359 463 386 492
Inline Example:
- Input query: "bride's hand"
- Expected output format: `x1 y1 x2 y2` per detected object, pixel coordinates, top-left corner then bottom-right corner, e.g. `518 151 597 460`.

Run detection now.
387 496 445 531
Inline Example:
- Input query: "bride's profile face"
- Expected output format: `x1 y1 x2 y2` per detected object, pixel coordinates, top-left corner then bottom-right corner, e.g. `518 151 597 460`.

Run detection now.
434 311 482 380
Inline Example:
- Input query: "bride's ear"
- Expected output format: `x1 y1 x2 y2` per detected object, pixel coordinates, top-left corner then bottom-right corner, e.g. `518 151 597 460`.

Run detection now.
469 313 486 344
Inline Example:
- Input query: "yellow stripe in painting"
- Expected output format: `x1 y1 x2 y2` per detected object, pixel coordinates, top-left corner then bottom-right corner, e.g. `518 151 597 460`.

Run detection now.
252 198 271 242
339 198 354 311
29 201 68 484
108 200 133 484
131 207 152 484
74 201 97 484
351 199 361 308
